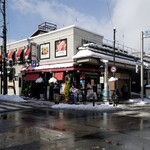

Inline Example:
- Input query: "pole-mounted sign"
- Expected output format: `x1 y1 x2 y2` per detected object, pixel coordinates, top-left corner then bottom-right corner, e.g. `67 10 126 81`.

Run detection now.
144 30 150 37
110 66 117 73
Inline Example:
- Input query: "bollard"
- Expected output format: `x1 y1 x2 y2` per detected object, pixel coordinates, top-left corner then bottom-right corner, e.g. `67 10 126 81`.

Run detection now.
93 96 95 106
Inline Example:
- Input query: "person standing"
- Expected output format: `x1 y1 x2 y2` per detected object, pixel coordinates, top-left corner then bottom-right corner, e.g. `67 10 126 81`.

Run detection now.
70 85 79 104
53 82 60 104
121 83 128 100
35 74 44 99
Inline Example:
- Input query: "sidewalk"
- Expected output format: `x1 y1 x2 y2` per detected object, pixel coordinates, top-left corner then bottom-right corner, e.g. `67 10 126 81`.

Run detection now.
1 94 150 112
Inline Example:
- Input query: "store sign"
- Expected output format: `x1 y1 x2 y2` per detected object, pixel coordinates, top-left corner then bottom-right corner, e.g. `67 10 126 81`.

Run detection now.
31 60 36 67
100 77 104 83
31 42 38 61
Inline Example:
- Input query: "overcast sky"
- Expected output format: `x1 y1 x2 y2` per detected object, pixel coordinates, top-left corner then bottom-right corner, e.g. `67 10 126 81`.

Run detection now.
3 0 150 52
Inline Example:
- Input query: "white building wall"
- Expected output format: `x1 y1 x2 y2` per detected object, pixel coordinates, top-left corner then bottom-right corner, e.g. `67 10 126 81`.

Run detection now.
6 25 104 95
7 25 104 65
74 27 103 53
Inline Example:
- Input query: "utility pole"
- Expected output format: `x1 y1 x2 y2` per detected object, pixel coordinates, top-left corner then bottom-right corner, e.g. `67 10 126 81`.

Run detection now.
113 27 116 67
2 0 7 94
141 31 144 101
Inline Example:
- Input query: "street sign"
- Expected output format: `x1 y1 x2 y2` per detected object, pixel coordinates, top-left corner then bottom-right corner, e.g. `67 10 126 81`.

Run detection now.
110 66 117 73
144 30 150 37
31 60 36 67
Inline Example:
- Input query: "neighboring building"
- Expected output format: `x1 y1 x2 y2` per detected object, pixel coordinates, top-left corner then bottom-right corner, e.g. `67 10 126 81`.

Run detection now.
5 23 150 100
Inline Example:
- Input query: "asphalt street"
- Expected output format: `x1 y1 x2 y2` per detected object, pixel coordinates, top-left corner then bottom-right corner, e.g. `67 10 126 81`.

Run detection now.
0 101 150 149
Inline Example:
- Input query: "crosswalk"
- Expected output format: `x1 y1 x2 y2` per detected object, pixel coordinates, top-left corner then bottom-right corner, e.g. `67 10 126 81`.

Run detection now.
0 101 39 113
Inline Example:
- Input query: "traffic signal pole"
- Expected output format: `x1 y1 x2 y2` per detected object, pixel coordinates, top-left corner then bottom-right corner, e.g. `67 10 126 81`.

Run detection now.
2 0 7 94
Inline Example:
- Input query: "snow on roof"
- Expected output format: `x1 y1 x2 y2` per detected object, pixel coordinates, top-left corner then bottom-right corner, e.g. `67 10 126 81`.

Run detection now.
72 49 136 66
108 77 118 81
72 49 97 59
143 62 150 68
21 62 74 71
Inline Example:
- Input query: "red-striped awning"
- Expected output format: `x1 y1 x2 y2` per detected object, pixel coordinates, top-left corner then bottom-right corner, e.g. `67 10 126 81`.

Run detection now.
24 73 39 81
8 50 15 60
25 48 31 57
16 48 24 59
54 72 64 80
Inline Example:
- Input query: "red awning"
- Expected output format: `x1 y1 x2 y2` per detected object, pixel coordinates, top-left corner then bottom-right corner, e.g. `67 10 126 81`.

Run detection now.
24 73 39 81
54 72 64 80
16 48 24 59
8 51 15 60
25 48 31 57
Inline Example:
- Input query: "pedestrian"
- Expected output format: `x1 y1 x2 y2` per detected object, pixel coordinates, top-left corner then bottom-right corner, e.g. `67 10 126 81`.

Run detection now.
53 82 60 104
70 85 79 104
121 83 128 100
35 74 44 99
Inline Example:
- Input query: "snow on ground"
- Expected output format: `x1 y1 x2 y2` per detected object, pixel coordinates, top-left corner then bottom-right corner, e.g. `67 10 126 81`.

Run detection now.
129 98 150 105
51 103 125 112
0 94 150 112
0 94 27 102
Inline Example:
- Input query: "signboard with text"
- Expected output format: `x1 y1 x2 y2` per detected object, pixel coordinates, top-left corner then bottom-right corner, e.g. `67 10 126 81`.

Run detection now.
31 42 38 61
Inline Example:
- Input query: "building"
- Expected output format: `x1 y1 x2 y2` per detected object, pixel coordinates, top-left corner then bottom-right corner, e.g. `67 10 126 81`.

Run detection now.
5 23 150 101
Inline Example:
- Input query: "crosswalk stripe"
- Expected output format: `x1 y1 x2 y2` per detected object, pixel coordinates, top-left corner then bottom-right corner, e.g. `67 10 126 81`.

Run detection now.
0 102 33 109
0 108 7 111
0 102 36 112
0 104 18 110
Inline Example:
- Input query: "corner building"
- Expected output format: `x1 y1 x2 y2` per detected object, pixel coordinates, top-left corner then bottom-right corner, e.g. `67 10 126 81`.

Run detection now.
7 24 144 101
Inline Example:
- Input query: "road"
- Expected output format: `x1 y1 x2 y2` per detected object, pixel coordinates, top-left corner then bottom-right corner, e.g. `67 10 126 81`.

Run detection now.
0 102 150 149
0 100 52 113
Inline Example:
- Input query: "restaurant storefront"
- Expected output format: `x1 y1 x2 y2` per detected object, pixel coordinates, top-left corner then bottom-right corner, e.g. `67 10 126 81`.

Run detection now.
19 62 102 101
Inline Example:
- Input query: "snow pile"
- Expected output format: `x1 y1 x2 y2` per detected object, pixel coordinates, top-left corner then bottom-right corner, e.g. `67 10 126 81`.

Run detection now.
129 98 150 105
51 103 124 112
0 94 27 102
35 77 44 83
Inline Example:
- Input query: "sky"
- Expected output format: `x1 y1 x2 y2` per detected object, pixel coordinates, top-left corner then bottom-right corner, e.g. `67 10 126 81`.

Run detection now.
2 0 150 52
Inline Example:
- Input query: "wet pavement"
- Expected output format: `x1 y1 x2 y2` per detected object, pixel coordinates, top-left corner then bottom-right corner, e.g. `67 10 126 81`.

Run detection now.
0 106 150 150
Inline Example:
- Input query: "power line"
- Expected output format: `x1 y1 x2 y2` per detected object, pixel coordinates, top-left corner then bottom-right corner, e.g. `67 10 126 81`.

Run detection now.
105 0 114 29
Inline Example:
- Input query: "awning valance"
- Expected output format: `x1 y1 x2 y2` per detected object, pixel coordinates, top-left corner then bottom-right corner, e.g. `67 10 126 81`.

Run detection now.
21 62 74 73
8 50 15 60
16 48 24 59
24 73 39 81
54 72 64 80
25 48 31 59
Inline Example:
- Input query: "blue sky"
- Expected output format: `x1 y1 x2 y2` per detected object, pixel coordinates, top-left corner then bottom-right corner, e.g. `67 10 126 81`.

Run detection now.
3 0 150 51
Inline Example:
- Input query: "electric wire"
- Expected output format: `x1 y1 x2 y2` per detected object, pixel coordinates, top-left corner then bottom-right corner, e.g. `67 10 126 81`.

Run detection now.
105 0 114 29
